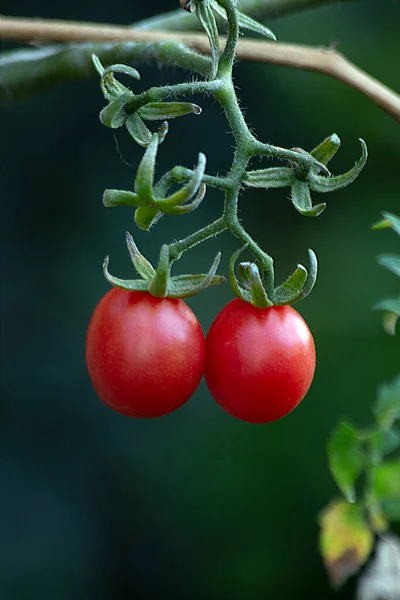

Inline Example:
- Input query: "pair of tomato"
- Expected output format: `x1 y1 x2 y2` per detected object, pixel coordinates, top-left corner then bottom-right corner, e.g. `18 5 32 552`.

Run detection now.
86 288 316 423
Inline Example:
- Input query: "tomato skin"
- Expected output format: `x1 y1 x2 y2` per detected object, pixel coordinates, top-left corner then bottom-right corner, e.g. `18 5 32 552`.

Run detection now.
86 288 205 417
205 299 316 423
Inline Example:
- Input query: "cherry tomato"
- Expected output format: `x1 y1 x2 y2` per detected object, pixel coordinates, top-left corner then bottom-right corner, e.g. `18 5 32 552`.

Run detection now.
205 299 316 423
86 288 205 417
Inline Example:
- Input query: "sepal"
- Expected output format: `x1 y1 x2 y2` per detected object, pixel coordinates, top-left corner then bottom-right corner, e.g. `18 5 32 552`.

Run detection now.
291 180 326 217
244 167 295 189
309 139 368 193
103 233 226 298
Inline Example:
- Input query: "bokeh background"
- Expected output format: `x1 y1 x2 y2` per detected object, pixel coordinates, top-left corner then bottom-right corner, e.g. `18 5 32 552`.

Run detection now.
1 0 399 598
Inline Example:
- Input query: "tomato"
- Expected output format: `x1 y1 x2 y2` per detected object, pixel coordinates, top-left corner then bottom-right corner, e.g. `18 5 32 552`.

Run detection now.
86 288 205 417
205 299 316 423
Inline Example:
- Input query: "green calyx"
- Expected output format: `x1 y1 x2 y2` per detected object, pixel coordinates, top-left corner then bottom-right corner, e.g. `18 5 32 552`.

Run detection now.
229 245 318 308
244 135 368 218
92 55 202 147
103 232 226 299
103 135 207 230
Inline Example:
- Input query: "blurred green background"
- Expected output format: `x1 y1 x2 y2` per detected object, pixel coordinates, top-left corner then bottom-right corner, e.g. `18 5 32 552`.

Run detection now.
1 0 399 598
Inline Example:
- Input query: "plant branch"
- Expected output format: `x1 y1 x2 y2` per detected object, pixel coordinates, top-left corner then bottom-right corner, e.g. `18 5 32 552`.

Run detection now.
1 16 399 122
134 0 358 32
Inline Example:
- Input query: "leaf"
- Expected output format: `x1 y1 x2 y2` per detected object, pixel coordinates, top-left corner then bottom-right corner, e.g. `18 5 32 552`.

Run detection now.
237 12 276 41
138 102 202 121
319 499 374 588
378 254 400 277
373 298 400 335
311 134 341 166
209 1 276 40
244 167 295 189
374 298 400 314
327 422 366 503
369 428 400 457
372 212 400 235
309 139 368 193
383 212 400 236
291 180 326 217
373 377 400 429
372 460 400 503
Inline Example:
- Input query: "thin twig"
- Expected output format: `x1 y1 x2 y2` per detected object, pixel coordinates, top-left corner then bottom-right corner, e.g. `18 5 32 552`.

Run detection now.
0 16 399 122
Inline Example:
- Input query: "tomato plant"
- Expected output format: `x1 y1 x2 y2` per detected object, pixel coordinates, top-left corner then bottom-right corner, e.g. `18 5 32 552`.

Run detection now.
205 300 316 423
86 288 205 417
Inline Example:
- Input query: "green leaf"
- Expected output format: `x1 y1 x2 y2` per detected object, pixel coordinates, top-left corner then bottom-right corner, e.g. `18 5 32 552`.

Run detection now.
374 298 400 335
134 134 158 202
372 460 400 508
309 139 368 193
102 189 144 208
372 212 400 234
328 422 366 503
319 499 374 588
244 167 295 189
126 113 152 147
378 254 400 277
291 180 326 217
138 102 202 121
374 298 400 314
369 428 400 457
209 1 276 40
373 377 400 428
99 91 133 128
383 212 400 235
311 134 341 166
237 11 276 41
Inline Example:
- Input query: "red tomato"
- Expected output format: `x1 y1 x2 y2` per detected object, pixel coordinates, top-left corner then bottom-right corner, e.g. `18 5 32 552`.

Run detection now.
205 299 316 423
86 288 205 417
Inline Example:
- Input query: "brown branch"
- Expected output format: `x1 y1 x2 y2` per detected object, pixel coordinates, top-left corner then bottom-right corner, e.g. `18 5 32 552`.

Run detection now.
0 16 399 122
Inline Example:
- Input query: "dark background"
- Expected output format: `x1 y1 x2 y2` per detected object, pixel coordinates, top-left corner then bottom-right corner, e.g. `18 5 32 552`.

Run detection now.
1 1 399 598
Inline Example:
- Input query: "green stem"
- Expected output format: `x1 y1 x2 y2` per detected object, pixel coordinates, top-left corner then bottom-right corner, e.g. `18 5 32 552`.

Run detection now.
172 167 232 191
217 0 240 77
168 217 227 261
125 78 223 112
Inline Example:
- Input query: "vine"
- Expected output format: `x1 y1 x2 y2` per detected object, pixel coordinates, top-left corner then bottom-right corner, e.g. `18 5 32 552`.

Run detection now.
93 0 367 309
